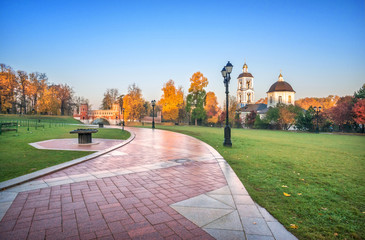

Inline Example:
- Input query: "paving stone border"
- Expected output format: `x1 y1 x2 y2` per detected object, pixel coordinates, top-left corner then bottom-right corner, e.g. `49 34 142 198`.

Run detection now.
0 129 135 191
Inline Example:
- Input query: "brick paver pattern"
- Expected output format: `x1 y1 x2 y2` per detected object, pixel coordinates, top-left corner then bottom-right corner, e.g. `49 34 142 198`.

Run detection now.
0 128 227 239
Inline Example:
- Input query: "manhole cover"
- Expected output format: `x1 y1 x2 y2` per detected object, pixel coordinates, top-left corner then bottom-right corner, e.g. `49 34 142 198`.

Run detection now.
170 159 193 163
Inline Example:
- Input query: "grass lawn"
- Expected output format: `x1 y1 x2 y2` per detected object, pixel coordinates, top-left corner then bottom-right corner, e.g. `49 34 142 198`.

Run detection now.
150 125 365 240
0 124 130 182
0 114 82 123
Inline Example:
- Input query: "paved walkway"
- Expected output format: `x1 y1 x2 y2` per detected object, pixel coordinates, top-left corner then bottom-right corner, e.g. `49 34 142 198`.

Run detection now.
0 127 297 240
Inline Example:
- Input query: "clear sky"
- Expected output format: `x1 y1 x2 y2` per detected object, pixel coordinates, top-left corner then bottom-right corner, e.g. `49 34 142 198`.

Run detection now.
1 0 364 109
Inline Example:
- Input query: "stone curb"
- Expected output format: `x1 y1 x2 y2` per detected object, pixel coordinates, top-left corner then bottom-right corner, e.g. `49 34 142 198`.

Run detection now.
0 128 135 191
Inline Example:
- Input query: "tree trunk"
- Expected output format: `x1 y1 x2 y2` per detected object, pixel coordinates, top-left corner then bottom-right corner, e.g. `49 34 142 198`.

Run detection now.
195 118 197 126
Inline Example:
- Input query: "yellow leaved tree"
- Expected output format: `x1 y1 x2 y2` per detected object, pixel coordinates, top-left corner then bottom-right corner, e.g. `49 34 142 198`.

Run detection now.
159 80 184 122
123 84 145 122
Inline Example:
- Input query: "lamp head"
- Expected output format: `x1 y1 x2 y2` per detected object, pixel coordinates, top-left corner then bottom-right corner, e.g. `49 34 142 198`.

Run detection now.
151 100 156 107
221 67 227 78
225 61 233 74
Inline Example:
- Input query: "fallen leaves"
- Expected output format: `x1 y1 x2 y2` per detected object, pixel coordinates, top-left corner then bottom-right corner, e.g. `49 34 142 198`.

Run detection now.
297 193 302 196
282 185 288 188
283 192 291 197
290 224 298 229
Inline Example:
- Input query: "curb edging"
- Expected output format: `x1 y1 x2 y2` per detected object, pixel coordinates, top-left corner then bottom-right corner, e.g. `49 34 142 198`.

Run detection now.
0 128 135 191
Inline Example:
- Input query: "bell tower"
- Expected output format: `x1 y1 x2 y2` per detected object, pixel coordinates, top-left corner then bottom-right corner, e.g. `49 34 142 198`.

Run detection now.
237 62 254 107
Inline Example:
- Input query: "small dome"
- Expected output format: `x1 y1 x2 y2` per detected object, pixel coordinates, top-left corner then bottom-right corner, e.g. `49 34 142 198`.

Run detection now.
237 72 254 78
243 63 248 68
267 81 295 93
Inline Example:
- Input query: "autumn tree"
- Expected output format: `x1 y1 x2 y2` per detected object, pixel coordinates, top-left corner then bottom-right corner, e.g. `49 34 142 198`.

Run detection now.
38 85 61 115
186 72 208 125
101 88 119 110
55 84 73 115
205 91 219 124
0 64 17 113
353 99 365 132
255 97 267 104
327 96 354 131
295 95 340 110
28 72 48 114
159 80 184 122
123 84 145 122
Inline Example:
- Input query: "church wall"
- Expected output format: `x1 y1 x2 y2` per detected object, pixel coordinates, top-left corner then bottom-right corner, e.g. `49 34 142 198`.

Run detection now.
267 92 295 108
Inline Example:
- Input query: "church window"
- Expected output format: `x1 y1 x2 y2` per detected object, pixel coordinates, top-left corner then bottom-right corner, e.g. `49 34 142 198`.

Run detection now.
288 95 292 103
270 96 272 103
279 96 282 103
247 93 251 103
247 80 250 89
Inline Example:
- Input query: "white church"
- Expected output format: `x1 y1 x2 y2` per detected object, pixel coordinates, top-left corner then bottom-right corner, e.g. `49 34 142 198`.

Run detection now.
237 62 296 119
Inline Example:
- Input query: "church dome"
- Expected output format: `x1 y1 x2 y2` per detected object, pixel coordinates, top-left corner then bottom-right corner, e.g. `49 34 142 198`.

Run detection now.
237 72 254 78
267 81 295 93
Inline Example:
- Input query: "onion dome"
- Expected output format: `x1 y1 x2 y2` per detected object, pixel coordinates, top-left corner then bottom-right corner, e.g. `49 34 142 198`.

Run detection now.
237 62 254 78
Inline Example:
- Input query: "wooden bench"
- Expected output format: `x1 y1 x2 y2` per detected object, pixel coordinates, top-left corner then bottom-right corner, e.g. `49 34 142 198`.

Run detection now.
0 122 18 135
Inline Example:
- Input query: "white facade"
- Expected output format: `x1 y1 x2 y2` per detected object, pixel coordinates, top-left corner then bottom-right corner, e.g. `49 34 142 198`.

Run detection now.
237 63 254 107
267 73 295 108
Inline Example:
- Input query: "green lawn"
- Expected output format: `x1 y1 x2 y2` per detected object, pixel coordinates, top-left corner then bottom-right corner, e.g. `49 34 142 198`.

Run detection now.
0 114 82 123
0 124 130 182
151 125 365 240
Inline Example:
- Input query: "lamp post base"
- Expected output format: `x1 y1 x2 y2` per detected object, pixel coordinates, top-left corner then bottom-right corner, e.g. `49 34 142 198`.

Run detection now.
223 125 232 147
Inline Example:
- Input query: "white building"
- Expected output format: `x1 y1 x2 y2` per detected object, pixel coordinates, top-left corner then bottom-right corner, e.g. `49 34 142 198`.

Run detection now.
237 63 254 108
267 73 295 108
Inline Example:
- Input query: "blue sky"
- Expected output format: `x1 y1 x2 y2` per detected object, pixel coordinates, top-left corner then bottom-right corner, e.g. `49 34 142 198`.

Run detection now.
1 0 364 109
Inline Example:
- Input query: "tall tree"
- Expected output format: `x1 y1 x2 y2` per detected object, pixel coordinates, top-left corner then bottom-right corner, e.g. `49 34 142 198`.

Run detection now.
0 64 17 113
101 88 119 110
159 80 184 122
123 84 144 122
186 72 208 125
17 70 29 114
205 91 219 124
28 72 48 114
353 99 365 132
327 96 354 131
55 84 73 115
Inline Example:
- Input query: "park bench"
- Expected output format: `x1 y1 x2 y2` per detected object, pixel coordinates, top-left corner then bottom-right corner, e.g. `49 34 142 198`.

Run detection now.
0 122 18 135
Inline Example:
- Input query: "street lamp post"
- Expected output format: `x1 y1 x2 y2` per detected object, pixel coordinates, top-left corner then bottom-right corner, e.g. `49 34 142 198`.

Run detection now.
221 61 233 147
122 108 125 131
151 100 156 129
314 106 321 134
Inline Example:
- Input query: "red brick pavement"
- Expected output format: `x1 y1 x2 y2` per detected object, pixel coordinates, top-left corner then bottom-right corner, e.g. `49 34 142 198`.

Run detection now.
0 128 228 239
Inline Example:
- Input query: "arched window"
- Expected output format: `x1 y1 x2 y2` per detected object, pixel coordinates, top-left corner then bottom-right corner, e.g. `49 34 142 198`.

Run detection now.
278 96 282 103
270 96 273 103
288 95 292 103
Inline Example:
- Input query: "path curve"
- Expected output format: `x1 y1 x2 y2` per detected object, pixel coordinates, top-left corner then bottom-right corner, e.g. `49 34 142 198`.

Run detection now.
0 127 297 240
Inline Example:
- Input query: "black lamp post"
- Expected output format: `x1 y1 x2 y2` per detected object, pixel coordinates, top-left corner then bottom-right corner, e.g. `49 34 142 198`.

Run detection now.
151 100 156 129
222 61 233 147
314 106 321 134
122 108 125 131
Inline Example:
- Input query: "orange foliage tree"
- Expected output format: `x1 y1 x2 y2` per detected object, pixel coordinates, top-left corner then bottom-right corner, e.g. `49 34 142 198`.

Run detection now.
205 91 219 124
295 95 340 110
123 84 145 122
159 80 184 122
255 97 267 104
0 64 17 113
